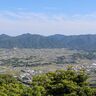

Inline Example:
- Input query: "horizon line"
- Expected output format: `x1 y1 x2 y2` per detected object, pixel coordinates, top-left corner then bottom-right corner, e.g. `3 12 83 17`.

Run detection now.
0 33 96 37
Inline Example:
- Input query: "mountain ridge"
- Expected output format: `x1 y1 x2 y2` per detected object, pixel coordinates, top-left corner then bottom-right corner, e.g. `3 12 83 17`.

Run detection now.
0 33 96 50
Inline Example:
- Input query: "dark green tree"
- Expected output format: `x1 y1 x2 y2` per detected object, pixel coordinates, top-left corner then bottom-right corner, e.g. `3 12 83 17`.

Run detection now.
31 68 95 96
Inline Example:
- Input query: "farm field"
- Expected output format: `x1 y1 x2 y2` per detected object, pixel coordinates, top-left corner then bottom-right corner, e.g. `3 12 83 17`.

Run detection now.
0 48 95 85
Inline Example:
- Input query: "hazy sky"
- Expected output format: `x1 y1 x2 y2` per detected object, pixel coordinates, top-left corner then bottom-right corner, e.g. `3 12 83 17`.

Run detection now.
0 0 96 36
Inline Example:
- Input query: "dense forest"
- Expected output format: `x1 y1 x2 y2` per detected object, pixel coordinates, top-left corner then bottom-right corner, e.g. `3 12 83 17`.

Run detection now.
0 68 96 96
1 34 96 50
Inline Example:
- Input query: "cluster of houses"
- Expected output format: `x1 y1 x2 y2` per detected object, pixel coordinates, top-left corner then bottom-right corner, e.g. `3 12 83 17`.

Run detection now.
18 63 96 83
19 68 42 83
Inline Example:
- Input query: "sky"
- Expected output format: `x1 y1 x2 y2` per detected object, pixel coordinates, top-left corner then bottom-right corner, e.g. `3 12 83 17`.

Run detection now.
0 0 96 36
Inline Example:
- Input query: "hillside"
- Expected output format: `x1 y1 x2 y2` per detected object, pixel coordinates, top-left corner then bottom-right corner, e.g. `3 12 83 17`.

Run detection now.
0 33 96 50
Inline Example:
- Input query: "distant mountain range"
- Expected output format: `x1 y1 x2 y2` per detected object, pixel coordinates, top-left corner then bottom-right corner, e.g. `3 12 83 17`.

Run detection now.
0 33 96 50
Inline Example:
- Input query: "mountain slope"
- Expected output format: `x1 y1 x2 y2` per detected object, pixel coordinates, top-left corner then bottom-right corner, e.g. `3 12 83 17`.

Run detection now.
0 33 96 50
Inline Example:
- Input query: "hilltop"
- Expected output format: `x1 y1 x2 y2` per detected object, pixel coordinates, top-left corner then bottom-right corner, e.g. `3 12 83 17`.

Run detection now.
0 33 96 50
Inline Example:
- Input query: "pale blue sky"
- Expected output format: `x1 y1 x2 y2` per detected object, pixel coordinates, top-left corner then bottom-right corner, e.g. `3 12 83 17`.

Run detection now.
0 0 96 36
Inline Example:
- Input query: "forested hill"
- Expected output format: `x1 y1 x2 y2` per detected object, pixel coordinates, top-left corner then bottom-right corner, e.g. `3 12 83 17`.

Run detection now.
0 33 96 50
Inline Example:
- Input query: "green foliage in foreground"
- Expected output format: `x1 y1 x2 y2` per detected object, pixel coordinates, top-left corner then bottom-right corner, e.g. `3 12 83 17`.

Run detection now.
0 69 96 96
0 74 32 96
32 69 96 96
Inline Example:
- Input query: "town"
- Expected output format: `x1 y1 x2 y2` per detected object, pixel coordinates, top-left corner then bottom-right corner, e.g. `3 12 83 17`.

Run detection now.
0 48 96 86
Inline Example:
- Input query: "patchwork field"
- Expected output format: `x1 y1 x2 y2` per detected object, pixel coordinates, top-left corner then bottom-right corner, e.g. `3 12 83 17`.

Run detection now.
0 48 96 85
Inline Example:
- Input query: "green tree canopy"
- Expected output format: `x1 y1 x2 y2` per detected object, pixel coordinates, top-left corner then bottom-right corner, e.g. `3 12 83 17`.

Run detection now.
31 68 96 96
0 68 95 96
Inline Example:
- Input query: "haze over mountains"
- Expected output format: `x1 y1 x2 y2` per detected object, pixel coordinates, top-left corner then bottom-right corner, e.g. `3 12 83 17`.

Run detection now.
0 33 96 51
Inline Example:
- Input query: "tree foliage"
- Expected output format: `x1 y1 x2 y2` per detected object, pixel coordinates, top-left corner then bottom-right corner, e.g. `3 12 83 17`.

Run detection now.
32 68 96 96
0 74 32 96
0 69 95 96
